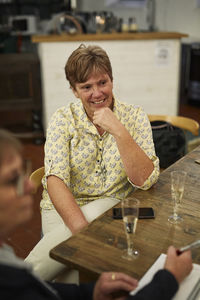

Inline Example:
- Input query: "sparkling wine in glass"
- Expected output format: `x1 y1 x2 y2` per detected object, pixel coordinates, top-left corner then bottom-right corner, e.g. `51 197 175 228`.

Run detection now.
168 171 187 224
121 197 140 260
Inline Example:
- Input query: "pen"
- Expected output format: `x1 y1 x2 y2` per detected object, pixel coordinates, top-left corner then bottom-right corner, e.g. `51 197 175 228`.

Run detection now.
177 240 200 255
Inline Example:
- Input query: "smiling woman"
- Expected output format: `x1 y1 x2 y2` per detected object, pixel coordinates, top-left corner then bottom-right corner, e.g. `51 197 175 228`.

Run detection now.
72 73 113 125
65 44 114 124
25 44 160 280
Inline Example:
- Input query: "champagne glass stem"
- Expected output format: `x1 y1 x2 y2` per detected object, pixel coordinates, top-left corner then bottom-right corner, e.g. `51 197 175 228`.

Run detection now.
127 238 133 256
173 200 178 219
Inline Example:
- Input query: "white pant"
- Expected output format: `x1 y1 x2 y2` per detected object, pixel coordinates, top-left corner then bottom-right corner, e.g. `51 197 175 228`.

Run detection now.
25 198 120 282
41 208 65 235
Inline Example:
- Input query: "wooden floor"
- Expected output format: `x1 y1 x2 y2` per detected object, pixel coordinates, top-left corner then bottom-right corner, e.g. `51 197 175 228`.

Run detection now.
179 98 200 124
5 97 200 260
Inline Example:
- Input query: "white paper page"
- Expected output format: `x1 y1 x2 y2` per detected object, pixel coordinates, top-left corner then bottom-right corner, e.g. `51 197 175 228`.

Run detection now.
130 253 200 300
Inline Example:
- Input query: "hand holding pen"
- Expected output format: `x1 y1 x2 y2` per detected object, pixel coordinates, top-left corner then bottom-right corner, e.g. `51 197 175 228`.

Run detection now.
165 245 193 284
163 241 199 284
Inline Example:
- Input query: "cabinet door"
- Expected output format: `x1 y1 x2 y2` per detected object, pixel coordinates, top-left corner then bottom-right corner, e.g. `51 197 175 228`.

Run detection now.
0 53 42 111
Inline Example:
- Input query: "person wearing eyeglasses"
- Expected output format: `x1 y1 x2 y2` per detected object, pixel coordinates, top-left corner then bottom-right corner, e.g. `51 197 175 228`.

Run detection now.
0 130 192 300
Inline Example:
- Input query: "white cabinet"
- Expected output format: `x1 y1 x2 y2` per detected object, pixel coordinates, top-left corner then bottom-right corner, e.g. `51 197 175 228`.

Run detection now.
36 35 183 131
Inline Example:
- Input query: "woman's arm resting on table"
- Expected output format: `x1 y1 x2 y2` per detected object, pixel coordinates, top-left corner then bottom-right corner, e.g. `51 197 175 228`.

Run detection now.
93 108 154 187
112 124 154 186
47 175 89 234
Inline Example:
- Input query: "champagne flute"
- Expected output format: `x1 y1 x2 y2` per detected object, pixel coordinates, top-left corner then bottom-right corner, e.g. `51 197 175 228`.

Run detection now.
168 171 187 224
121 197 140 260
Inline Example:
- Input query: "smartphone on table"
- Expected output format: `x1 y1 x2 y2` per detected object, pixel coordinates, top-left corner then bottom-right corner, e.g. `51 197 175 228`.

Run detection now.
112 207 155 219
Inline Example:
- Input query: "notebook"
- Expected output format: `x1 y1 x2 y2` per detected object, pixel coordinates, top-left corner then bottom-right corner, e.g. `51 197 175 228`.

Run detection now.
130 253 200 300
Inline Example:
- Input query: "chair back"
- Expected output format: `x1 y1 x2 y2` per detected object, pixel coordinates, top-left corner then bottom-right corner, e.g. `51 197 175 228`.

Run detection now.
148 115 199 136
30 166 44 193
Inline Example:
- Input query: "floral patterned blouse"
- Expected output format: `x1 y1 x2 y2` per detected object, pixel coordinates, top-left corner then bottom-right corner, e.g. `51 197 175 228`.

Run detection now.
40 99 159 209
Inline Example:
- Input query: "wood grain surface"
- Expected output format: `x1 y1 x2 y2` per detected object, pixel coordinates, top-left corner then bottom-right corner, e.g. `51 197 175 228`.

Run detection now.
50 146 200 281
32 32 188 43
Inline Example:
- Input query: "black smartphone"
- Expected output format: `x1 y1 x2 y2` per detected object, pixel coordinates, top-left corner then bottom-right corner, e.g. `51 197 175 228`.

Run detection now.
139 207 155 219
112 207 155 219
112 207 123 219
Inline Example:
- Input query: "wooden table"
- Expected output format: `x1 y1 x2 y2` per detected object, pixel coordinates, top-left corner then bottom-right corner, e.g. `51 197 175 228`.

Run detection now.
50 146 200 281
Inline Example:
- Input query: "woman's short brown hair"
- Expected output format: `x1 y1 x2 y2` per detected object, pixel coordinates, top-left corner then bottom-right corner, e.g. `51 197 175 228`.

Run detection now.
65 44 113 89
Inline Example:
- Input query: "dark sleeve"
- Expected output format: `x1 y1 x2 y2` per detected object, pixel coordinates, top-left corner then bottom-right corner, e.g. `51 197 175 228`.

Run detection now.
126 270 179 300
49 281 95 300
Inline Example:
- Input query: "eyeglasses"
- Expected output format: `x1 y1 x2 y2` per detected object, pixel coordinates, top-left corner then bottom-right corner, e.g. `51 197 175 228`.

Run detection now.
0 159 32 196
16 160 32 196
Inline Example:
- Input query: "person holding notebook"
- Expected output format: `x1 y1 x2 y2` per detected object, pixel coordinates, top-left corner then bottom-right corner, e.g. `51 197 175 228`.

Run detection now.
0 129 192 300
